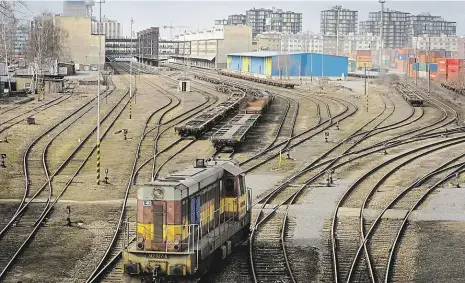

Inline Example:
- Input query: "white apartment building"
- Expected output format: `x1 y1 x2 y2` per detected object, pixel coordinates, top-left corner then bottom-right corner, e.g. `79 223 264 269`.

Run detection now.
411 35 459 53
260 32 380 54
175 25 253 69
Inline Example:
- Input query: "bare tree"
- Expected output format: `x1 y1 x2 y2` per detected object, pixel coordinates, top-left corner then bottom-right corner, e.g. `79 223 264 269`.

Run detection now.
26 12 67 93
0 1 27 92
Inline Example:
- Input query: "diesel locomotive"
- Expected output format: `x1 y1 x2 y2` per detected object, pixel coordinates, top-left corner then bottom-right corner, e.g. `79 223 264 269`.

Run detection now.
122 158 251 283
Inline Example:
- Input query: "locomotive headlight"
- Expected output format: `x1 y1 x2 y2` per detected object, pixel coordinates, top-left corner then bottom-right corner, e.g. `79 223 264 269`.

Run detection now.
173 235 181 251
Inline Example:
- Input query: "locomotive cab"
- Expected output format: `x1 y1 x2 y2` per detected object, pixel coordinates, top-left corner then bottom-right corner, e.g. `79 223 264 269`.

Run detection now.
122 158 251 283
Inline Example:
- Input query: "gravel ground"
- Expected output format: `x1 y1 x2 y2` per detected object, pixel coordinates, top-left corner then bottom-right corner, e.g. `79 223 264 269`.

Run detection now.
5 68 465 283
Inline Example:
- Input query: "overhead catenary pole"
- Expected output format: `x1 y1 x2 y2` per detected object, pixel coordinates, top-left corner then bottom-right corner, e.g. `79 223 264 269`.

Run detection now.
96 0 105 185
365 63 368 112
129 17 133 119
321 34 325 78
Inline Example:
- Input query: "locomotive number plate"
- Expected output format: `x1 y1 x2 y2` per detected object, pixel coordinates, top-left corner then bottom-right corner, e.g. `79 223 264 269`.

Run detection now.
143 200 152 206
146 253 168 259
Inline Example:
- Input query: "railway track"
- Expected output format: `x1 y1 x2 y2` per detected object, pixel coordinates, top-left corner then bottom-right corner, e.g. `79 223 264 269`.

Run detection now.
0 73 131 279
85 63 226 282
332 135 465 283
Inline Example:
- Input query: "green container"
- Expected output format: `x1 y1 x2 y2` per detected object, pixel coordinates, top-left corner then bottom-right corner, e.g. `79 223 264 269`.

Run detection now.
419 63 427 71
348 60 356 72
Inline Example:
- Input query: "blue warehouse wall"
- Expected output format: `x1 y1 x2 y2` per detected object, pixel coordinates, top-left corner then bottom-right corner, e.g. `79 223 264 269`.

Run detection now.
250 57 265 74
229 55 242 71
271 53 348 77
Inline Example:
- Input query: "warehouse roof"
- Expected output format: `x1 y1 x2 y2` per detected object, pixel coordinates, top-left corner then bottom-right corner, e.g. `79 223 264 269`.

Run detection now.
227 51 349 58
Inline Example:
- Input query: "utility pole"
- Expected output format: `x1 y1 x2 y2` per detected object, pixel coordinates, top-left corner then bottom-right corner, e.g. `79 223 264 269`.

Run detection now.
129 17 133 119
335 9 338 56
426 24 431 96
379 0 385 68
96 0 105 185
365 63 368 112
321 34 325 79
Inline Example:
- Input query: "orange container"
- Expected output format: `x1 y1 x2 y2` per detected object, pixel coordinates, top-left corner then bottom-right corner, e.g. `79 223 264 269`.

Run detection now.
438 74 447 82
357 50 372 56
430 72 438 80
357 56 372 62
438 59 448 74
396 59 407 72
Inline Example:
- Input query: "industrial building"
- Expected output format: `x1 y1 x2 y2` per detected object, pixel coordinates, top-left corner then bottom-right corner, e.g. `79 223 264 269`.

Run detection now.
320 6 358 36
56 16 105 67
137 27 160 59
159 40 190 58
63 0 93 17
91 17 122 39
105 37 137 56
226 51 348 78
173 25 253 69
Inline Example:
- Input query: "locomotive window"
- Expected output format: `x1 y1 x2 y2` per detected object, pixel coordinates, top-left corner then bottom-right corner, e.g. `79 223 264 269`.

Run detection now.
225 178 236 197
239 175 245 195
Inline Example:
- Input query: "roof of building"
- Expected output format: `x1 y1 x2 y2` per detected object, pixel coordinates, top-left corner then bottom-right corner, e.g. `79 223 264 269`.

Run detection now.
227 51 349 58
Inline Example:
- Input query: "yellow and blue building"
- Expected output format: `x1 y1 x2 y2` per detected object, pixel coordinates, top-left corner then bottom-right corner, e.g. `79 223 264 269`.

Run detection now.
226 51 348 78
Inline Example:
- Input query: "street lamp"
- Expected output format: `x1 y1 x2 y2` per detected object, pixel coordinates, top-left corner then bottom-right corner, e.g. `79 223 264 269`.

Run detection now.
96 0 105 185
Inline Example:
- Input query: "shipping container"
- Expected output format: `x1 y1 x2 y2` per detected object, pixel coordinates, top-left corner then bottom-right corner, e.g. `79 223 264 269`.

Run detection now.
356 50 371 56
430 72 438 80
397 48 415 55
396 59 408 72
75 63 80 71
356 61 373 69
348 60 356 72
438 59 447 74
447 65 460 74
445 51 452 58
429 63 438 72
412 63 419 71
419 63 427 71
396 54 409 61
419 71 428 78
446 58 461 66
356 56 372 63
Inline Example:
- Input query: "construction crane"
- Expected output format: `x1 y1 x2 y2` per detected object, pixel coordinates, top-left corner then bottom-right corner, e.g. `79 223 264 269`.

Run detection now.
163 25 190 38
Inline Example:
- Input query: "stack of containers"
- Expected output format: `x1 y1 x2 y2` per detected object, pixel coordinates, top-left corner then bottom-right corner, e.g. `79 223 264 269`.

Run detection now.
438 58 447 82
407 57 416 76
418 54 428 78
356 50 372 69
446 59 464 83
396 48 414 73
429 63 438 80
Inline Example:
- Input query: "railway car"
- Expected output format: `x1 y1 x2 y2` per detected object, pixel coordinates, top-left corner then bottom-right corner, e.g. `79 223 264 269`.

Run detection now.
243 93 273 114
211 114 260 151
441 82 465 95
175 96 245 137
122 158 251 283
218 70 296 89
394 83 424 107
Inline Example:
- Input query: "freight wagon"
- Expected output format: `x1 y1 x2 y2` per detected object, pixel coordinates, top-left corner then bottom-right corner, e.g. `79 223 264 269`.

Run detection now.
122 158 251 283
394 83 424 106
218 70 296 89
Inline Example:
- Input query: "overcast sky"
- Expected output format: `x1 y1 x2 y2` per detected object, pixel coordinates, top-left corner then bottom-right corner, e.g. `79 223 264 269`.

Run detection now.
21 1 465 37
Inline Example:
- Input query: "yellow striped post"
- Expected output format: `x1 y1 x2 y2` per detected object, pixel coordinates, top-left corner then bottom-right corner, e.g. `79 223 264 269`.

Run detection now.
129 97 132 119
96 141 100 185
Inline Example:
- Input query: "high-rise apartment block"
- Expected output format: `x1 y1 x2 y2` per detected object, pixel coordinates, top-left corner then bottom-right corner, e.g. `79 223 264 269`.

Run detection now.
228 14 247 26
246 8 302 37
410 13 456 37
217 7 302 38
14 24 30 55
320 6 358 36
360 9 456 49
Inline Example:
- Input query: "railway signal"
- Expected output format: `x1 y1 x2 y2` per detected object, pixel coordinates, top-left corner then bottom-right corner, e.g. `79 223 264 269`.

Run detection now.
104 169 109 184
0 153 5 167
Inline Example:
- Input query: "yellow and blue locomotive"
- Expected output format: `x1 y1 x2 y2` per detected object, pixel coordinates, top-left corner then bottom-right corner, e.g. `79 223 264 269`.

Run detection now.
122 158 251 283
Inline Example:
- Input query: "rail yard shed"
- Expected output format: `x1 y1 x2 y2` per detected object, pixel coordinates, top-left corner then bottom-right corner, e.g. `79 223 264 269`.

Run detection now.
226 51 348 78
